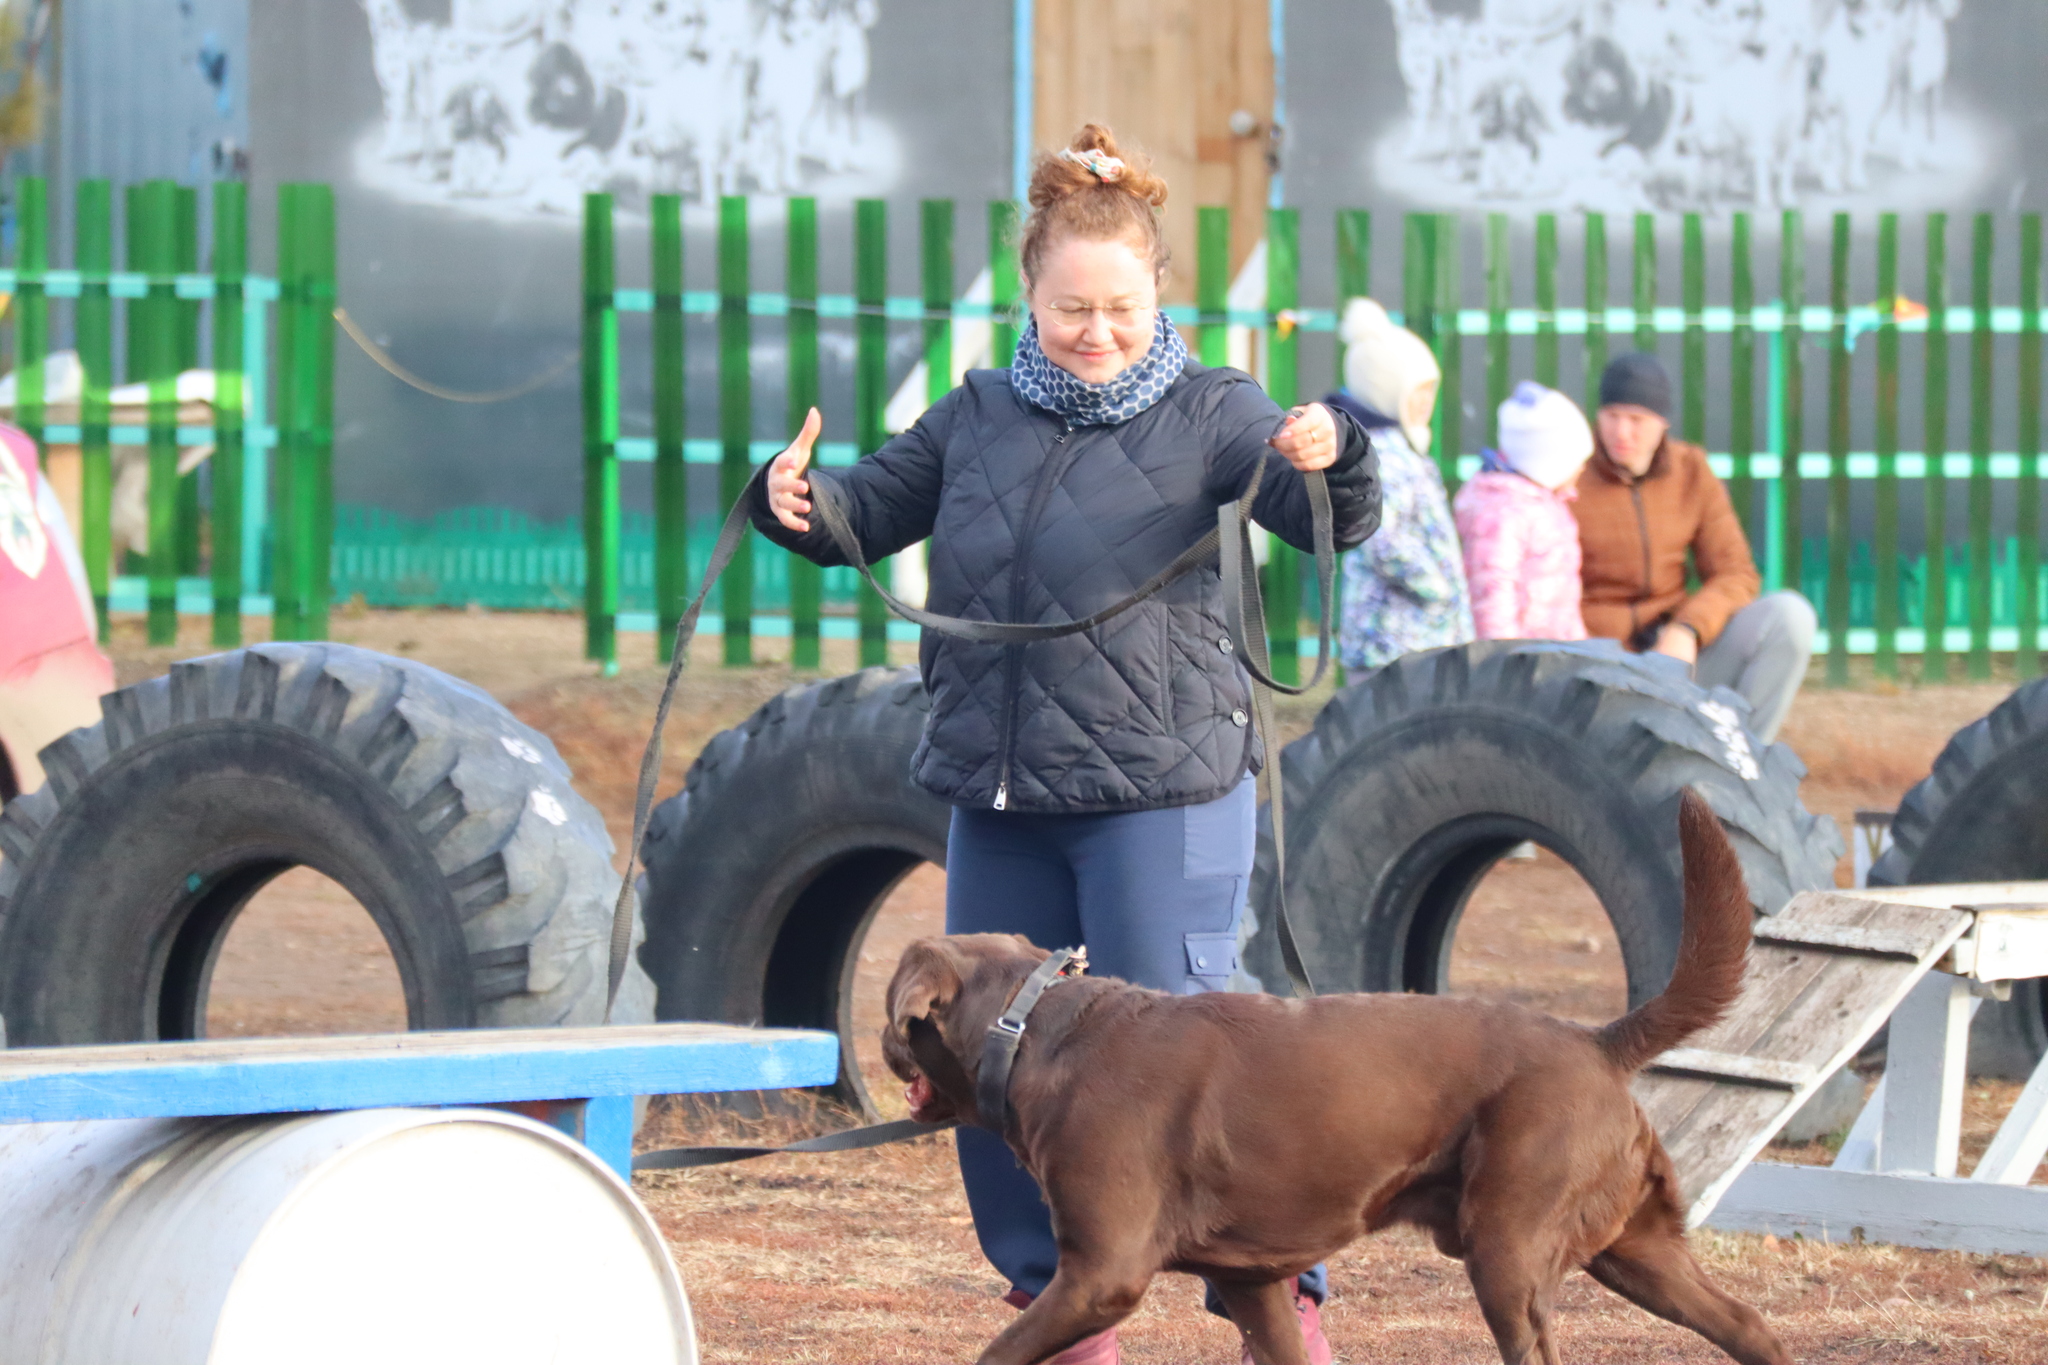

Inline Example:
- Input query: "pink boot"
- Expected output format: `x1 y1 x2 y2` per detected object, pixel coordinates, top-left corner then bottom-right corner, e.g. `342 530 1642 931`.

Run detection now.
1237 1285 1332 1365
1003 1289 1122 1365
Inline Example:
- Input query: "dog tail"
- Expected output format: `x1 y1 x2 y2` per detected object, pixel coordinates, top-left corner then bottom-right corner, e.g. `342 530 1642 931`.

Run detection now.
1596 789 1752 1074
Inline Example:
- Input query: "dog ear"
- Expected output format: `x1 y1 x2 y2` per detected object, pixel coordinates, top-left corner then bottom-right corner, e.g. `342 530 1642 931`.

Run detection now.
888 938 965 1034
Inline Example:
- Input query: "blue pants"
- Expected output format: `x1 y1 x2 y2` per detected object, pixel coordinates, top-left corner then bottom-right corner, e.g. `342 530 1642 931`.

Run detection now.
944 777 1326 1316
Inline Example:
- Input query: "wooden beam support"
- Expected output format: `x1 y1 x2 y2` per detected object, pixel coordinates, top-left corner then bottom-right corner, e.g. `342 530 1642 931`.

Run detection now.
1973 1045 2048 1185
1831 1073 1887 1172
493 1095 639 1178
1858 881 2048 908
1693 886 2048 1252
1710 1162 2048 1257
1881 973 1974 1176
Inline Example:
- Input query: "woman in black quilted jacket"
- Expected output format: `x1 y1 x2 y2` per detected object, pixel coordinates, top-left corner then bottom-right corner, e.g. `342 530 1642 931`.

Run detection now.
753 124 1379 1365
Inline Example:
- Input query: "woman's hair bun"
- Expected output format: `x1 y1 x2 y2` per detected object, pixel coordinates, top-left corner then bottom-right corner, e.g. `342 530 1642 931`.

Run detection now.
1020 125 1171 284
1028 124 1169 211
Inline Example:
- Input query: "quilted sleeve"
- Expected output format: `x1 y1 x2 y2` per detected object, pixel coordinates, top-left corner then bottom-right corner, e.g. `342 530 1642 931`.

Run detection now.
1204 381 1381 553
750 388 953 567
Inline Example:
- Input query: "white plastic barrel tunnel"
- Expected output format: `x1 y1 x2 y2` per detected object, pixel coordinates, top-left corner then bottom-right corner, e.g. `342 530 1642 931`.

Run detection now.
0 1108 696 1365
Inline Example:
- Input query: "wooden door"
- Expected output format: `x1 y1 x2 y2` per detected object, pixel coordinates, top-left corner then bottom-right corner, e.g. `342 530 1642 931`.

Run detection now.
1034 0 1272 304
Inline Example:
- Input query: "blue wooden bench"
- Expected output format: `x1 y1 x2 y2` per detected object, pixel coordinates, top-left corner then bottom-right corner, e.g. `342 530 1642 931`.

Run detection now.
0 1022 840 1178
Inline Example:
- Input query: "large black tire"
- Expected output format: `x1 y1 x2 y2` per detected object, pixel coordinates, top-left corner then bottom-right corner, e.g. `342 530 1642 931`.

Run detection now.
1869 680 2048 1077
0 643 654 1043
638 666 950 1114
1244 640 1843 1005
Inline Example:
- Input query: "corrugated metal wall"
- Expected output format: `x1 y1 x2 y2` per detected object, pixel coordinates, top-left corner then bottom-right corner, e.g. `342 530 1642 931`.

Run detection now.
56 0 246 218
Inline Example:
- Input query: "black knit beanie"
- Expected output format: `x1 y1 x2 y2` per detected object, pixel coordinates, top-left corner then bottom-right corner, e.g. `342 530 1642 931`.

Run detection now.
1598 352 1674 421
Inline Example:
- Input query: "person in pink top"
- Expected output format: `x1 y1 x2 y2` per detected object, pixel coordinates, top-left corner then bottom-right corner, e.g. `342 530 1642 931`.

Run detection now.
1453 381 1594 641
0 422 115 803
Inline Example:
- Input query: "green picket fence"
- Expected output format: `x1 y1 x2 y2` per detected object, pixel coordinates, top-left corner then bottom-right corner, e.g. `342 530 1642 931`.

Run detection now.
340 501 2048 653
580 198 2048 685
1418 208 2045 688
581 193 953 673
1 176 335 646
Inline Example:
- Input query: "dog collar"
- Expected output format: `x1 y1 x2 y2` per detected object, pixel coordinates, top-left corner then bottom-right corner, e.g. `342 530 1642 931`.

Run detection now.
975 947 1088 1130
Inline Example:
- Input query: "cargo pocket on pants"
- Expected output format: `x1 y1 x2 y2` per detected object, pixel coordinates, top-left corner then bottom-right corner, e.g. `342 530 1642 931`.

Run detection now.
1184 931 1239 994
1183 780 1255 879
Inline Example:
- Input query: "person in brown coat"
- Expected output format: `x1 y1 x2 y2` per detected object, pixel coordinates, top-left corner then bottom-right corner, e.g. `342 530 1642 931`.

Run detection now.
1575 353 1815 742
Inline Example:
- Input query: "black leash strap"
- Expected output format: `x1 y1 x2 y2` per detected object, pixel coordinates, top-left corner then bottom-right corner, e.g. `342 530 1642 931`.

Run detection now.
602 466 767 1017
633 1116 957 1171
806 461 1253 645
1215 469 1336 999
612 430 1337 1169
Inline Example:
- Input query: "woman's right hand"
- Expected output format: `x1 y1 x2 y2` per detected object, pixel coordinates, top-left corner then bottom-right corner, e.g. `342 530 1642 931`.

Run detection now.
768 406 822 532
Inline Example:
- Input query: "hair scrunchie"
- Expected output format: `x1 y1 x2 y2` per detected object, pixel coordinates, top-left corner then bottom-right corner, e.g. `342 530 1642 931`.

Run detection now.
1058 147 1126 182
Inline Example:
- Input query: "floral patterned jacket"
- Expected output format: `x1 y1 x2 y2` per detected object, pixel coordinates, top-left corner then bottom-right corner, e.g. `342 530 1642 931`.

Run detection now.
1326 392 1475 672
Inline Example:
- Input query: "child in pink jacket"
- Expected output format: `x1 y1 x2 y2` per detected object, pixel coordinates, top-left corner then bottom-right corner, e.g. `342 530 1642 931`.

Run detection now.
1453 382 1593 640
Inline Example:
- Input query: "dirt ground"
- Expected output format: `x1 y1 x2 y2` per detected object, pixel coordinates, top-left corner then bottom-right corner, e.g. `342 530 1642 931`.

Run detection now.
88 609 2048 1361
203 865 408 1037
640 1105 2048 1364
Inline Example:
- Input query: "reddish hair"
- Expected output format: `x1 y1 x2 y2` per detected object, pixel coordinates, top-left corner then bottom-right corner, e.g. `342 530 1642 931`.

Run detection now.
1020 124 1171 287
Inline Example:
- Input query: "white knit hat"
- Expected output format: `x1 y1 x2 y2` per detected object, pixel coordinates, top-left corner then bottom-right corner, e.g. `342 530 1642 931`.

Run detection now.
1339 298 1441 454
1497 381 1593 490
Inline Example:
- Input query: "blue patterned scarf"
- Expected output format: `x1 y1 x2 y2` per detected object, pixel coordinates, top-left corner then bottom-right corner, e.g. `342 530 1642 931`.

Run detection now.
1010 310 1190 426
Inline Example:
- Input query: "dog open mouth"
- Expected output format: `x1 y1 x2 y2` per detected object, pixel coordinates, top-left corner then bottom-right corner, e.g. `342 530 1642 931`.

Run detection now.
904 1069 939 1119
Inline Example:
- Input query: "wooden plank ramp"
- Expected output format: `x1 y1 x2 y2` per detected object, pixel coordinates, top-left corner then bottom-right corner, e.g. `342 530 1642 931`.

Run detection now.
1700 885 2048 1254
1630 890 1971 1227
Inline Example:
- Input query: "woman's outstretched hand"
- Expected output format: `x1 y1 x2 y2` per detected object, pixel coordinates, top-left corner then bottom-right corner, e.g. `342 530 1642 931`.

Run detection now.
1268 402 1340 472
768 406 823 531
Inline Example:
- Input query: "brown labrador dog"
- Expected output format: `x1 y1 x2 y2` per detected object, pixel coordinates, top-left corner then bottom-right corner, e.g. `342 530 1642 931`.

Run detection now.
881 790 1790 1365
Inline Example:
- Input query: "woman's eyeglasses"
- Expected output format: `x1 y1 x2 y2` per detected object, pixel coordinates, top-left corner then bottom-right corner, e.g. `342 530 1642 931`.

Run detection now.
1038 300 1154 328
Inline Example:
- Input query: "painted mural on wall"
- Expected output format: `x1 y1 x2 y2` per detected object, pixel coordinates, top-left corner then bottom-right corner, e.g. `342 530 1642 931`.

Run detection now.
1376 0 1984 210
356 0 892 218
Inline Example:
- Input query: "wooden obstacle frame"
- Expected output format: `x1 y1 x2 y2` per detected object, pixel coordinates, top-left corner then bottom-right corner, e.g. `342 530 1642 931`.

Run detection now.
1641 883 2048 1256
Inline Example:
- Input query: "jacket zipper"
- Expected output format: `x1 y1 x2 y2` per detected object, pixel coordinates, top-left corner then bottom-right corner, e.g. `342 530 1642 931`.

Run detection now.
1628 481 1652 640
993 420 1077 809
